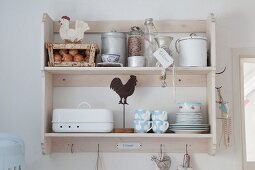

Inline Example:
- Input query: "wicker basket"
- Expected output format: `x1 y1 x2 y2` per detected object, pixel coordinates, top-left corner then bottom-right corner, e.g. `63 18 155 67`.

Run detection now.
45 43 99 67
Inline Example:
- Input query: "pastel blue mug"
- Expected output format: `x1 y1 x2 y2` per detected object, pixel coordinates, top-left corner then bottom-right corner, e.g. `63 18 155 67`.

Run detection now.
133 120 152 133
151 110 168 121
134 109 151 121
152 120 169 133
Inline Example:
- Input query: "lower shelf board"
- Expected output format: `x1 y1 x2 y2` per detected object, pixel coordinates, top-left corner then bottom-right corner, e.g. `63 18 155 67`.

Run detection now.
42 133 215 154
44 133 213 138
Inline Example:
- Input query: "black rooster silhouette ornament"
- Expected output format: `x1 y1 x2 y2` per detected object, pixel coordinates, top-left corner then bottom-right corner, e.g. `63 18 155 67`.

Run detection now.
110 75 137 105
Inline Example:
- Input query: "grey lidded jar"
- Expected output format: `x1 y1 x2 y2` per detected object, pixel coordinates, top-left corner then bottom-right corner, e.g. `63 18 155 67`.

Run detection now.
101 31 127 66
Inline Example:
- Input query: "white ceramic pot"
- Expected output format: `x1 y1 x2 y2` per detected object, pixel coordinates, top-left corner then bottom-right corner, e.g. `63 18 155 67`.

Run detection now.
128 56 145 67
175 33 207 67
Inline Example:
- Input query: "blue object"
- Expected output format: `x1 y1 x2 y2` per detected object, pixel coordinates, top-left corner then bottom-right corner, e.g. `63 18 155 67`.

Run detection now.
219 103 229 113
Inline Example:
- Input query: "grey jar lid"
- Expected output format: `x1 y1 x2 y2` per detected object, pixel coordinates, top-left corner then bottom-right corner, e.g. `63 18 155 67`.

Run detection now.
101 31 126 39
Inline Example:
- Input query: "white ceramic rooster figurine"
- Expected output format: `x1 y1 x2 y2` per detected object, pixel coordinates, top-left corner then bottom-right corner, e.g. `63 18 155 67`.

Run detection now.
59 16 90 43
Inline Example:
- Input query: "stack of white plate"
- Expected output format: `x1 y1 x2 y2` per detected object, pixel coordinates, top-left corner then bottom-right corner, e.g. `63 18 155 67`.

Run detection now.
170 123 209 134
175 112 203 124
170 102 209 134
170 113 209 134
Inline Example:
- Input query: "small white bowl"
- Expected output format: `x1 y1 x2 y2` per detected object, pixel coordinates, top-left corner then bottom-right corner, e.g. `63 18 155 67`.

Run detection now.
101 54 120 63
128 56 145 67
177 102 202 112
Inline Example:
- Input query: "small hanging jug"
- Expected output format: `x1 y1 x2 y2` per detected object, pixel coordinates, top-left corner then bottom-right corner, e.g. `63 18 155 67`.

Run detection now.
155 36 173 55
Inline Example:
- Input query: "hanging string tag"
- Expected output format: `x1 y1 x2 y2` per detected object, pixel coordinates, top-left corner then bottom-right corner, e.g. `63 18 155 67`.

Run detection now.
154 48 174 87
160 69 167 87
153 48 174 69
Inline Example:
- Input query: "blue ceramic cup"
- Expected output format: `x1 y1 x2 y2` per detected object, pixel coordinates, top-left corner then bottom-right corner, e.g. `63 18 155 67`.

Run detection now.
134 109 151 121
151 110 168 121
152 120 169 133
133 120 152 133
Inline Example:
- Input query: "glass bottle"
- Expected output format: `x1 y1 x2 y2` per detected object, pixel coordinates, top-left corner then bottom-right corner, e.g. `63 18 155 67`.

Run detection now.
143 18 158 67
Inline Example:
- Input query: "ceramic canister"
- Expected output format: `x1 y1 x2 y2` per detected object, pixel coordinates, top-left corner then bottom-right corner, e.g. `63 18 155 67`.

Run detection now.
101 32 127 66
175 34 207 67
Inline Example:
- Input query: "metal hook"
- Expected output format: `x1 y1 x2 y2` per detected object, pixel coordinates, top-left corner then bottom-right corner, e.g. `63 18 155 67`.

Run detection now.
183 144 191 168
215 86 222 90
160 144 163 160
216 86 224 103
96 144 100 170
71 144 74 153
185 144 189 154
160 69 167 87
97 144 100 157
161 80 167 87
216 66 226 74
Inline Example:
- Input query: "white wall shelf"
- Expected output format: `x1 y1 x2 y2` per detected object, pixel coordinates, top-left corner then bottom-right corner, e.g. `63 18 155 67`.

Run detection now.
41 13 216 155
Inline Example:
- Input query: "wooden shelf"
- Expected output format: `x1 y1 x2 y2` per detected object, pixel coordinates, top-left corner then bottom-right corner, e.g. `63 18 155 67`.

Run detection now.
44 133 213 153
41 13 217 155
43 66 215 75
45 133 213 138
42 67 213 87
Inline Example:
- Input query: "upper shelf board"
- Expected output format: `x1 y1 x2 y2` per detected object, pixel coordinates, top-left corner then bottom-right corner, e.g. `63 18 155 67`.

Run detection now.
43 67 215 75
42 13 215 34
53 20 207 33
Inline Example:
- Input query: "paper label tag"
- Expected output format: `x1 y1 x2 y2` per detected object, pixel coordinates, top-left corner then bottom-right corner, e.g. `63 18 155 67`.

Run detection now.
116 143 142 150
153 48 174 68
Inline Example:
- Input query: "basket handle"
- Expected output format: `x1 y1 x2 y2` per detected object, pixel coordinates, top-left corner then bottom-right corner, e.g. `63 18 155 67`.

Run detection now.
77 102 91 109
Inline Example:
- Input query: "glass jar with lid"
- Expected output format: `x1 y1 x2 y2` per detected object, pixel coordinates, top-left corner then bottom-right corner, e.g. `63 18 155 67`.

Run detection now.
128 26 143 57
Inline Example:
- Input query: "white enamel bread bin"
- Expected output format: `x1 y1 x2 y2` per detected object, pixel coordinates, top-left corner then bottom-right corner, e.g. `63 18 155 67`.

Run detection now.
52 103 114 132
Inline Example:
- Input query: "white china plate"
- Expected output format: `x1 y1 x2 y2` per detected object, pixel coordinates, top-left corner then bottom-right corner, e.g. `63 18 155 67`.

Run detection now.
176 115 202 117
176 119 203 121
170 128 209 130
171 125 209 128
170 125 209 128
176 112 202 115
170 129 209 134
176 118 203 120
171 123 209 126
175 122 203 124
176 119 203 120
176 115 202 118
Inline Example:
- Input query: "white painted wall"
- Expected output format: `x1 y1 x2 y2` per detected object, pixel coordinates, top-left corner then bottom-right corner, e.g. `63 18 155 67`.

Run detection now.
1 0 255 169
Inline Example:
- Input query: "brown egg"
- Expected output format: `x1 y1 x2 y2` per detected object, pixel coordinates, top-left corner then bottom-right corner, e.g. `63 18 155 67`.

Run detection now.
54 53 62 63
69 49 79 56
59 49 68 56
62 53 73 62
73 54 84 62
84 56 90 62
85 50 90 57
